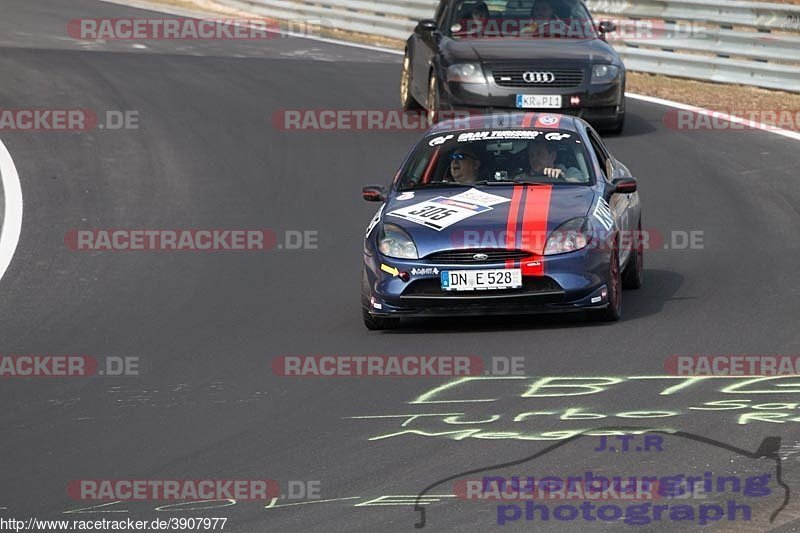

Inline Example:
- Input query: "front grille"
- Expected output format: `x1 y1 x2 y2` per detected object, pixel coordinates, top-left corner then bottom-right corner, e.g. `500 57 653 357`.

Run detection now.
492 68 584 88
403 276 562 297
425 249 531 264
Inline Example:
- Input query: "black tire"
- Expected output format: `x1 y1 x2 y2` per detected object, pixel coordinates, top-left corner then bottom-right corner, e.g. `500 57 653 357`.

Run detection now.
361 270 400 330
607 89 627 135
400 51 421 111
594 246 622 322
427 72 440 124
606 113 625 135
622 219 644 290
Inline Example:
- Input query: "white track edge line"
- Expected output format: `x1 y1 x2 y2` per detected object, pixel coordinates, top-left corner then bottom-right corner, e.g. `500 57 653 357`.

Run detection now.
625 93 800 142
0 138 23 282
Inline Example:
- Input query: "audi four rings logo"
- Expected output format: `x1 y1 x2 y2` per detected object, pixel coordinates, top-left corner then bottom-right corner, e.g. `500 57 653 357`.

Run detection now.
523 71 555 83
473 253 489 261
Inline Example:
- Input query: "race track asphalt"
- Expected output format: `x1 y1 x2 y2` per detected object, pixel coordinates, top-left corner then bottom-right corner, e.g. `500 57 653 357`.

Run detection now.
1 0 799 530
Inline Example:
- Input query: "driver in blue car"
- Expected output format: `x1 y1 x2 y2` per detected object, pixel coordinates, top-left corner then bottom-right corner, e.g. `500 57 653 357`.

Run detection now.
447 147 483 183
515 138 584 182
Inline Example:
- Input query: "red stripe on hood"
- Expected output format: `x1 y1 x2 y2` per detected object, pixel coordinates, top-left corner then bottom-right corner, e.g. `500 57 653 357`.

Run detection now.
522 113 537 128
505 186 524 268
520 185 552 276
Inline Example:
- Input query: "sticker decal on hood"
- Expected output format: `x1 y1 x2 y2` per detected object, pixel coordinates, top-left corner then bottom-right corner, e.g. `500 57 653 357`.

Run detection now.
449 188 510 207
365 204 384 237
387 188 509 231
396 191 415 201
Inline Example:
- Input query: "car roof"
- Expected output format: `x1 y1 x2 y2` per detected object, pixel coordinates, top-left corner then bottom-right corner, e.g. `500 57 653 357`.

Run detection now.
425 112 582 136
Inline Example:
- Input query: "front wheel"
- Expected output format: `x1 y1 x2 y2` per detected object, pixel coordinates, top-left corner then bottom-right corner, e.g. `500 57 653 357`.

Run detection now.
400 52 421 111
427 73 440 124
622 219 644 289
594 247 622 322
606 113 625 135
362 269 400 330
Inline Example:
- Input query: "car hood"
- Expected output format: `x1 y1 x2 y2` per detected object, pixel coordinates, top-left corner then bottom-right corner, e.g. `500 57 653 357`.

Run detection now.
441 37 619 65
381 185 596 258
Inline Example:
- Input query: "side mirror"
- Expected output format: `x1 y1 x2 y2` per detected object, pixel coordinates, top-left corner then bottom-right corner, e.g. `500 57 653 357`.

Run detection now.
598 20 617 34
612 177 637 194
362 185 386 202
417 19 438 33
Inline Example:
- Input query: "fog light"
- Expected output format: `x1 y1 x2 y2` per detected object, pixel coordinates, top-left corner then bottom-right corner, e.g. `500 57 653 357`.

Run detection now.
570 96 581 106
399 271 411 282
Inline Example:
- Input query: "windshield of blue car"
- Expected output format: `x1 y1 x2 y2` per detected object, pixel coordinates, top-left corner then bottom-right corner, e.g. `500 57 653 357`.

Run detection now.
449 0 598 40
397 129 595 189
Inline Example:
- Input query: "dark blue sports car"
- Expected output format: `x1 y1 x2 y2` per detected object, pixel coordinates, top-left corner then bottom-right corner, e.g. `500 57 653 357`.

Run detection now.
362 113 642 329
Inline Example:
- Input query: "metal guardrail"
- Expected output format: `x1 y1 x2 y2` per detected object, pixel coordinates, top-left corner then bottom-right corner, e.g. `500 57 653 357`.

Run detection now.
226 0 800 92
588 0 800 31
227 0 425 39
585 0 800 91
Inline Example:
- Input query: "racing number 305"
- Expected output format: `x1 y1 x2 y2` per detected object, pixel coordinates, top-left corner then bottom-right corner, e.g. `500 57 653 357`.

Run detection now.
407 206 458 221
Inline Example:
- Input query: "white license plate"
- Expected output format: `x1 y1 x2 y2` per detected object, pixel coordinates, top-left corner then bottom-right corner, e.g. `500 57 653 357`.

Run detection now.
441 269 522 291
516 94 562 109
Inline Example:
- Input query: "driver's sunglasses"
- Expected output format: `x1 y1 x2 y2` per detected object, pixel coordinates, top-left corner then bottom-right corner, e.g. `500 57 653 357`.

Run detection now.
450 152 477 161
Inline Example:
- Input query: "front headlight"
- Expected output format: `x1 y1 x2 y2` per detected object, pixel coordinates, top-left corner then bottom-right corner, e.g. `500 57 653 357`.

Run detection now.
544 217 592 256
379 224 419 259
591 64 620 84
447 63 486 83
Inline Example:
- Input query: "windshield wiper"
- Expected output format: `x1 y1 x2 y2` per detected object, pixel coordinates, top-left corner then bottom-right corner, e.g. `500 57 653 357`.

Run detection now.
398 180 558 191
398 182 472 191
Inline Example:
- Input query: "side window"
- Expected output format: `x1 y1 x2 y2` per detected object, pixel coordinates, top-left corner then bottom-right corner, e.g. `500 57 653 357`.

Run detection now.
587 129 613 181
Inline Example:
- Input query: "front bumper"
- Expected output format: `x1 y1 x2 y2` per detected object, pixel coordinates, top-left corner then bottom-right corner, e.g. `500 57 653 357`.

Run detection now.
440 76 624 126
363 247 612 318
